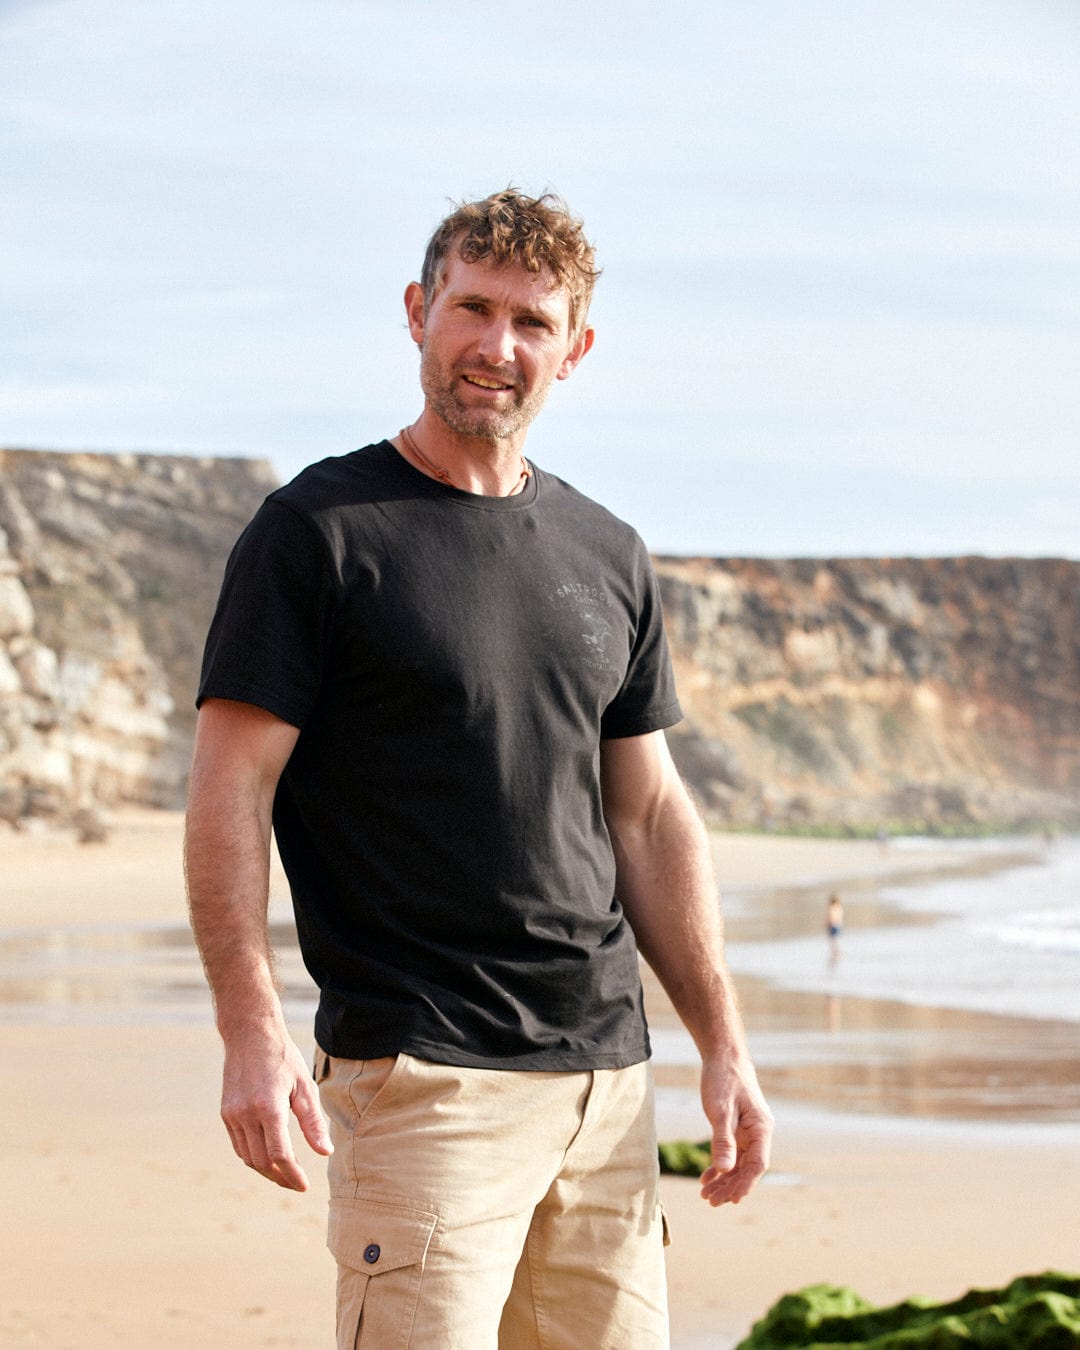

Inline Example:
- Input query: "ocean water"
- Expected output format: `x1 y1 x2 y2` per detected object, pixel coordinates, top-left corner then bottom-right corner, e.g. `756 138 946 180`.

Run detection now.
650 835 1080 1130
4 837 1076 1037
724 835 1080 1026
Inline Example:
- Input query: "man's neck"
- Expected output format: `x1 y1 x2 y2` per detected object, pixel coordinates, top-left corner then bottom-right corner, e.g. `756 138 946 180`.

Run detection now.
394 417 531 497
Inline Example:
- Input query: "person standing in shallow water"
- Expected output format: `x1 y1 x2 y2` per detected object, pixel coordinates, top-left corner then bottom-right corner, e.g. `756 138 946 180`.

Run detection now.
185 189 773 1349
827 891 845 962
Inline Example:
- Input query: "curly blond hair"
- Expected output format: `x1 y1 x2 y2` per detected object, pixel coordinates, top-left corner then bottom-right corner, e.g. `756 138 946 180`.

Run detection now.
420 189 600 338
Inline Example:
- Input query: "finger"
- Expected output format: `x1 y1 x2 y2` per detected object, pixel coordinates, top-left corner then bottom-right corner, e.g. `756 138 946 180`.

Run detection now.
223 1104 309 1191
708 1128 738 1176
701 1167 742 1206
224 1116 249 1167
701 1158 752 1202
222 1101 265 1170
256 1117 310 1191
246 1142 310 1192
291 1078 334 1157
700 1141 770 1205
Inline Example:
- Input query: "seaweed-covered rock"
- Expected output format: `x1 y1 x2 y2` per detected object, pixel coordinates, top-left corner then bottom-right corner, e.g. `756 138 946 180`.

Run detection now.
657 1139 712 1177
736 1272 1080 1348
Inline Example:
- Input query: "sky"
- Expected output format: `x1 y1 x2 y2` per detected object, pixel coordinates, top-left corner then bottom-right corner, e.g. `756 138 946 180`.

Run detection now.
3 0 1079 557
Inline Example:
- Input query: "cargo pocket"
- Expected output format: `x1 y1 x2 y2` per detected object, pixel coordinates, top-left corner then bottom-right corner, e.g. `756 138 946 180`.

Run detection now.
329 1197 439 1350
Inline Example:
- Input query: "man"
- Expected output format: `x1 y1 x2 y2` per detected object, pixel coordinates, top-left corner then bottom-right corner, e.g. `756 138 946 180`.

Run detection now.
186 189 772 1349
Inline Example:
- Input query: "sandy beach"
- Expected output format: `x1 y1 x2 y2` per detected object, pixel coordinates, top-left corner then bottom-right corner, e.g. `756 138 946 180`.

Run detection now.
2 810 1077 1348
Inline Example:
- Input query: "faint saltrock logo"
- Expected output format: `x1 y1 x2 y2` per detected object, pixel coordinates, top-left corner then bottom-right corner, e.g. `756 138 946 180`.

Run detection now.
552 582 615 673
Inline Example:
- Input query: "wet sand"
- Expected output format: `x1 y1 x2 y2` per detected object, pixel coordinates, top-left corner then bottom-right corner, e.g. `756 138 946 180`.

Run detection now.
1 810 1077 1348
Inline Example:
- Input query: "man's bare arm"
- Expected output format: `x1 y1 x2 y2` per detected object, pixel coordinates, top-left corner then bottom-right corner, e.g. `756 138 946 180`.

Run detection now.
600 730 773 1206
184 697 331 1191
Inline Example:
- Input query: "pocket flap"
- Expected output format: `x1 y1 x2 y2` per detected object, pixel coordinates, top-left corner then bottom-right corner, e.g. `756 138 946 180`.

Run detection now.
328 1197 438 1275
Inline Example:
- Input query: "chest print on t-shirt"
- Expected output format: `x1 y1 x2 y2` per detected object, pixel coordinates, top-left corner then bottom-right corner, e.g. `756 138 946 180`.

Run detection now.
552 582 616 673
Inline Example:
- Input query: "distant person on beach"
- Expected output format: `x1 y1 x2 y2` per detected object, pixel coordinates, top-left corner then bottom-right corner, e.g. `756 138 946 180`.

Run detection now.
185 189 772 1347
826 891 844 960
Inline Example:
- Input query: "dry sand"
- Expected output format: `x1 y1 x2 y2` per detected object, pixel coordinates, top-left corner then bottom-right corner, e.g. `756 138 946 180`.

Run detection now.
1 810 1076 1348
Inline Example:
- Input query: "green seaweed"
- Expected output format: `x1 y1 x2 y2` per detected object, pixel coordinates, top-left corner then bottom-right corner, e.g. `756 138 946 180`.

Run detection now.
657 1139 712 1176
736 1273 1080 1348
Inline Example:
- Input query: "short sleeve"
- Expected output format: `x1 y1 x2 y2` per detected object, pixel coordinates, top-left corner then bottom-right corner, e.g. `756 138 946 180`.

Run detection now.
197 499 336 729
599 543 682 740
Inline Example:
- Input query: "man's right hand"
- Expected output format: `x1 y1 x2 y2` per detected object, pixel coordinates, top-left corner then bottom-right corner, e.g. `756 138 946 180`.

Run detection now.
220 1029 333 1191
185 699 324 1190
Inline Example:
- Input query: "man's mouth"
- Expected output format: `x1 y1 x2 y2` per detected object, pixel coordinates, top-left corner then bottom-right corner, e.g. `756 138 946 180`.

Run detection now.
462 374 514 391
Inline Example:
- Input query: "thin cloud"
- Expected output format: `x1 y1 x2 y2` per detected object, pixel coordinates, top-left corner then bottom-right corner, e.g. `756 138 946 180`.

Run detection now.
2 0 1078 555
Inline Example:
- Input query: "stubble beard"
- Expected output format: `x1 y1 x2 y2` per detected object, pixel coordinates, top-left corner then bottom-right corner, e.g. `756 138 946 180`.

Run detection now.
419 347 553 443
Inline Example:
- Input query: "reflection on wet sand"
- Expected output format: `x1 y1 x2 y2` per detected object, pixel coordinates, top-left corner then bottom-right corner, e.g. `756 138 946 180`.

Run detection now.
2 883 1076 1124
644 963 1080 1124
0 918 315 1023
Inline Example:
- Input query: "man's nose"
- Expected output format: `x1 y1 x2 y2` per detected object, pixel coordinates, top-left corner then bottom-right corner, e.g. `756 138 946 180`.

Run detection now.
475 317 516 366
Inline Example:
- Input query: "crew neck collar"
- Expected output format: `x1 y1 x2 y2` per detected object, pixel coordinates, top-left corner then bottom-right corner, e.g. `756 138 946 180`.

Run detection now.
380 439 540 511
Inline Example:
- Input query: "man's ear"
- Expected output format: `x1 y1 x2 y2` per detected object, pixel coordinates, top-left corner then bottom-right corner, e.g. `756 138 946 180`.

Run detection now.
557 325 595 381
404 281 426 346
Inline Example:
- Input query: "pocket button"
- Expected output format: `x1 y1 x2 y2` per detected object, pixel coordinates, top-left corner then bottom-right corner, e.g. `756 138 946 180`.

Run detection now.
363 1243 381 1264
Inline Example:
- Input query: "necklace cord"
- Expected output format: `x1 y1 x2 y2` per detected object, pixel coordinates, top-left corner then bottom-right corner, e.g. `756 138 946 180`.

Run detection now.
400 425 530 497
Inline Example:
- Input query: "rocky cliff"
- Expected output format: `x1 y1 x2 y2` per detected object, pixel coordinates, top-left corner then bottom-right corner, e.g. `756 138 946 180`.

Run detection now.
656 555 1080 831
0 449 275 828
1 449 1077 833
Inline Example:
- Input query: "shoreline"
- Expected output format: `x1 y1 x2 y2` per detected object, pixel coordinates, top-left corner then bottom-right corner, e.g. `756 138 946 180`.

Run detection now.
1 810 1076 1348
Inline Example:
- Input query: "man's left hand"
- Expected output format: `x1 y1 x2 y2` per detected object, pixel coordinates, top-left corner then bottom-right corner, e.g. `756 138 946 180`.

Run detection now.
698 1056 774 1206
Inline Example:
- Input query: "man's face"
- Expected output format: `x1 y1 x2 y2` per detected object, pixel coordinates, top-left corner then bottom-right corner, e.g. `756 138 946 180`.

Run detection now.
405 254 593 442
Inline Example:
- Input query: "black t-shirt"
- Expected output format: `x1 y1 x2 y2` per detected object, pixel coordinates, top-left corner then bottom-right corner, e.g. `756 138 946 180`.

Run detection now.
198 441 682 1069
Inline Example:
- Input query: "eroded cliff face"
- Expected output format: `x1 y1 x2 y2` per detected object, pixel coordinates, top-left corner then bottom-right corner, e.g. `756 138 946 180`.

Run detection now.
0 449 275 826
656 556 1080 830
1 450 1077 832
